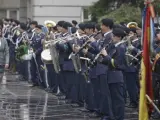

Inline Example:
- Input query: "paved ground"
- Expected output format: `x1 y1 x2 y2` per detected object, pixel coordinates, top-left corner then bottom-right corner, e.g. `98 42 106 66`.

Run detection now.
0 73 140 120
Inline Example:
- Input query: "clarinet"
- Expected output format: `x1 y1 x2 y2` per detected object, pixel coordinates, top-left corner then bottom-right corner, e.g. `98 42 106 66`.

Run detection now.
89 39 113 67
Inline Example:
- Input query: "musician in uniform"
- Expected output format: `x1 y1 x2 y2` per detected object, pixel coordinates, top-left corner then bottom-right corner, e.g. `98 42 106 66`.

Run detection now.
57 21 79 103
28 21 38 41
16 23 29 81
78 22 98 114
72 20 78 27
152 29 160 119
94 24 103 40
30 25 45 87
43 20 57 93
55 20 66 96
56 21 65 38
125 25 140 108
100 27 126 120
74 23 88 106
95 18 113 117
9 20 20 73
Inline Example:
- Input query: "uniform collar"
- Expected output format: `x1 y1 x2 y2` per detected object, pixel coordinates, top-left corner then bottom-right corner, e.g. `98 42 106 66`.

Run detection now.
62 32 68 37
104 30 112 37
132 38 139 43
12 26 19 30
114 40 123 47
32 28 36 32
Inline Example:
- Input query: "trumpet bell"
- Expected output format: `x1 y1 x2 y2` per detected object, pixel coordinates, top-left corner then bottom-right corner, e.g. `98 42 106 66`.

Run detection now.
44 20 56 28
127 22 138 28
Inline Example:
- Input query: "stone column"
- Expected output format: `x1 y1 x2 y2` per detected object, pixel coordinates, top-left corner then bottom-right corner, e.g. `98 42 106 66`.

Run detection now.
19 0 27 22
27 0 33 20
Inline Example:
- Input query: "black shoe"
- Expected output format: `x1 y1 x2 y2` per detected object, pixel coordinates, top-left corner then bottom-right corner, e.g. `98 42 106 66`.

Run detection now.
126 102 138 108
45 88 53 93
89 112 102 118
78 108 94 113
58 95 65 100
71 103 82 108
31 83 39 87
56 92 64 96
65 99 73 104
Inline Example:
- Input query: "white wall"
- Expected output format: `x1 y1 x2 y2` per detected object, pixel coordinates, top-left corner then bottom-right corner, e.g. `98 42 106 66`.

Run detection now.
0 0 20 8
32 0 98 24
32 0 98 6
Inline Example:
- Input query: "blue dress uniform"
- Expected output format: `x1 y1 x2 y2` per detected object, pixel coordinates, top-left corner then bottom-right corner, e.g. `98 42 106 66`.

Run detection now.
53 21 67 96
124 35 141 108
76 35 88 106
96 31 113 116
46 58 58 93
30 27 45 87
101 28 126 120
58 22 79 103
55 32 69 96
81 33 99 113
46 32 64 93
93 18 114 117
45 31 66 93
9 26 20 72
15 29 29 81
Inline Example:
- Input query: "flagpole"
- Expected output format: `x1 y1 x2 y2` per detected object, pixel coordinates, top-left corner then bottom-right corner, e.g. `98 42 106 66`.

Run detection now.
146 94 160 115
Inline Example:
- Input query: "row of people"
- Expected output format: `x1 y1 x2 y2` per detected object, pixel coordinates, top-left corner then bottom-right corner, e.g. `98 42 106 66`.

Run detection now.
1 17 160 119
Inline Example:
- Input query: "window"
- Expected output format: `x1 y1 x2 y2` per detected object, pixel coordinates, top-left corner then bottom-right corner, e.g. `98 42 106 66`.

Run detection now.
0 9 6 19
10 10 17 20
83 8 89 19
82 7 90 22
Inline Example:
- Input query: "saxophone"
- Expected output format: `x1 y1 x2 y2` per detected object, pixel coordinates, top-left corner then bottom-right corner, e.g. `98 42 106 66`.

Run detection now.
125 35 139 66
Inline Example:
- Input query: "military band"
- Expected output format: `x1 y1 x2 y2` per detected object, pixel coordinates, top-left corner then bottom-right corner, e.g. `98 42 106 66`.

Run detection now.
1 17 160 120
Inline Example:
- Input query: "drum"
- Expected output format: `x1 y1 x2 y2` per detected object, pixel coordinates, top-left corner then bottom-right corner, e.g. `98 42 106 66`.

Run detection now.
41 49 52 64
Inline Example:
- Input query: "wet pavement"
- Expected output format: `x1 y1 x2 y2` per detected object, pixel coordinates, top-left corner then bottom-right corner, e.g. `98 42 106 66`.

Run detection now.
0 73 140 120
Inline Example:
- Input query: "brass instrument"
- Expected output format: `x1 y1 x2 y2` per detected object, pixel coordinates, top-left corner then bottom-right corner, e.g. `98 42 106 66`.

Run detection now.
68 31 82 73
42 33 77 73
127 22 138 28
125 35 139 66
41 20 57 64
44 20 56 28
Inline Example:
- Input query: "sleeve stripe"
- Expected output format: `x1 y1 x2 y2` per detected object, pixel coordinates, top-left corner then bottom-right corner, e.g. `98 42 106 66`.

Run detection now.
111 59 115 68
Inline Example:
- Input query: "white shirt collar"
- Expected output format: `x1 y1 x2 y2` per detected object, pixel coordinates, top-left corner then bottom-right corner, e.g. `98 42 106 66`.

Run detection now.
63 32 68 36
115 40 124 47
132 38 139 43
104 30 112 37
32 28 36 32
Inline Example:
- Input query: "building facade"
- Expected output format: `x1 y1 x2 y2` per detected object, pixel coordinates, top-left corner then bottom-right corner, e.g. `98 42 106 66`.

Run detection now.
0 0 27 22
0 0 98 24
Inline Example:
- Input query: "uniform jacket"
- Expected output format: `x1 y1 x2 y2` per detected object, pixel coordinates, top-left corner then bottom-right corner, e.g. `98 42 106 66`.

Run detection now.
102 41 126 83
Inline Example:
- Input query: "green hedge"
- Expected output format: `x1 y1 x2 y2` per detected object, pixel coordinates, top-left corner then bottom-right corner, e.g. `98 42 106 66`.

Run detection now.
99 4 142 26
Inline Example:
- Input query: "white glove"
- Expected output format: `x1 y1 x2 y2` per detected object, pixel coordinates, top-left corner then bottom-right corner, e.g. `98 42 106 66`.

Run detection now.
32 53 36 58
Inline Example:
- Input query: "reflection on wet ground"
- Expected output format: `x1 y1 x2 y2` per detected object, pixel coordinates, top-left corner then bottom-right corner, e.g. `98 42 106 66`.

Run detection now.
0 74 140 120
0 74 98 120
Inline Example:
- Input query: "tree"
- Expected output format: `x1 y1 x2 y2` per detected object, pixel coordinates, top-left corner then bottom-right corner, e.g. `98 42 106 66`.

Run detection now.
89 0 158 23
89 0 145 22
99 4 142 25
